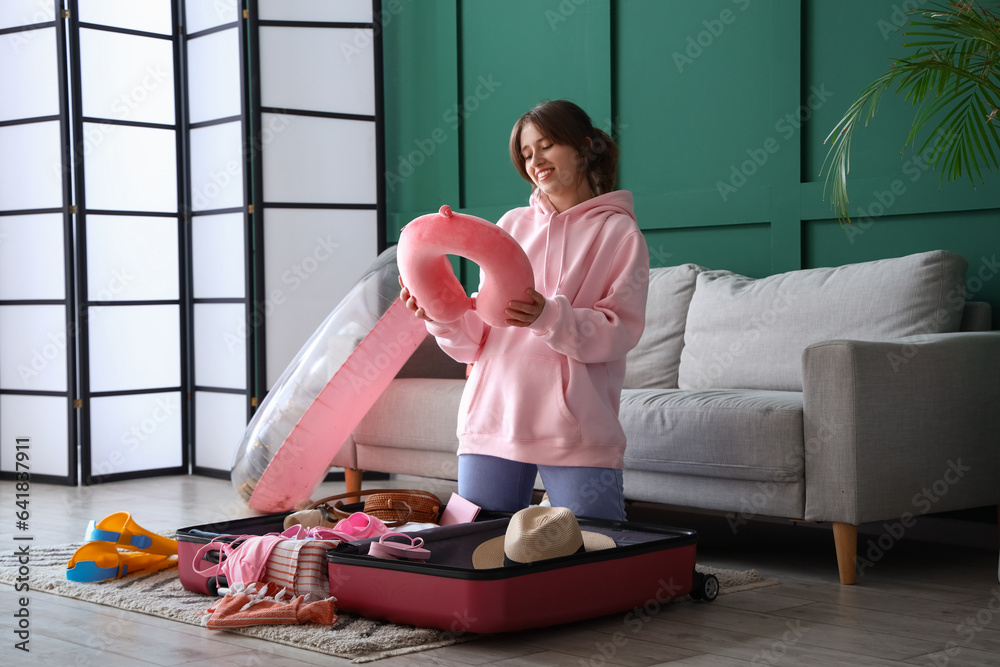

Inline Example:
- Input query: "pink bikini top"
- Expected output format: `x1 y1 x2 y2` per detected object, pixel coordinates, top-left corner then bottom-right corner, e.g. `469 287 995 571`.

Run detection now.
192 533 285 585
192 513 397 584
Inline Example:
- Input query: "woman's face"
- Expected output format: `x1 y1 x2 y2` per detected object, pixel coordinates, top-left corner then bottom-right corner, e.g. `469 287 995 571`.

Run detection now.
519 122 589 207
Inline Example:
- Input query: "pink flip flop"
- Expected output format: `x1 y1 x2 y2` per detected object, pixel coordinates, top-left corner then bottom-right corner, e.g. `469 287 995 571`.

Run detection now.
368 533 430 561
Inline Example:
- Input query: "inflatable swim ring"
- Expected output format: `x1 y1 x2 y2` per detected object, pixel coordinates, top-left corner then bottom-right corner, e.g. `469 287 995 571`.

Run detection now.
231 206 534 512
231 246 426 512
397 205 534 328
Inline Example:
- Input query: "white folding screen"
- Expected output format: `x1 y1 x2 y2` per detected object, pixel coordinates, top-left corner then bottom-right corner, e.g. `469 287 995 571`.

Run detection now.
0 1 383 487
0 1 76 482
184 2 252 476
71 0 185 481
250 0 383 389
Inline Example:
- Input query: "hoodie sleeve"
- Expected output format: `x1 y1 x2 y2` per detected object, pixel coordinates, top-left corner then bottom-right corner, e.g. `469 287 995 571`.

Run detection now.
425 309 489 364
424 262 490 363
528 229 648 363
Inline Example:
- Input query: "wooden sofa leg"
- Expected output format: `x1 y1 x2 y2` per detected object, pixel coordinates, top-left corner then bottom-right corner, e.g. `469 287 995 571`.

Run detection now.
344 468 363 503
833 522 858 585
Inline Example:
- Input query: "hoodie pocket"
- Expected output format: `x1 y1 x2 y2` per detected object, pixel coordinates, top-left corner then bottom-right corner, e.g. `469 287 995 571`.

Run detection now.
460 355 581 444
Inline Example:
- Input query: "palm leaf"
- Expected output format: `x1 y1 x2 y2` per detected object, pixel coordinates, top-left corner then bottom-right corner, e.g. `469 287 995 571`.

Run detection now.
821 1 1000 224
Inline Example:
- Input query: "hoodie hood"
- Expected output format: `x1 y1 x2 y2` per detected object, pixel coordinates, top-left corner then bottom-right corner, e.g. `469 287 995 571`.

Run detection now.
522 189 637 295
529 188 636 221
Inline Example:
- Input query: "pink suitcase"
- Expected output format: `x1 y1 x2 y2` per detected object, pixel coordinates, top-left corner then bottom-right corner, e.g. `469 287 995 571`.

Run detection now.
177 511 717 633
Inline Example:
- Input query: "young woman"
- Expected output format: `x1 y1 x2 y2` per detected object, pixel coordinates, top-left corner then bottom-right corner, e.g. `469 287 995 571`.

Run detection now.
401 100 649 521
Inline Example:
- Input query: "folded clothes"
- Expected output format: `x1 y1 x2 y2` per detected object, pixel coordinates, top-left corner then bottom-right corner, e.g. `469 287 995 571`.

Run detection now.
201 581 337 629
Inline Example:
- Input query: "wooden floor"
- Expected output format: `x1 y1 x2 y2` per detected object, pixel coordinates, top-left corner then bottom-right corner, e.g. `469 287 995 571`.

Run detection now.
1 474 999 666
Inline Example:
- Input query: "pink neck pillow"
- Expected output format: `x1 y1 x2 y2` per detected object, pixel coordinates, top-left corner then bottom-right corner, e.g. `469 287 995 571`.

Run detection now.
397 205 534 328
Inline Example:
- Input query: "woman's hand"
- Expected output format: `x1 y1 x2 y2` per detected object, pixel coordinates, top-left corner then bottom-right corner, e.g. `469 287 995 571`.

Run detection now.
505 288 546 327
399 276 434 322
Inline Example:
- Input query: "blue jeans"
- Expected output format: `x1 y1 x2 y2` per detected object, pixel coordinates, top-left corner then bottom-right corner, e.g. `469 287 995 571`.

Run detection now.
457 453 626 521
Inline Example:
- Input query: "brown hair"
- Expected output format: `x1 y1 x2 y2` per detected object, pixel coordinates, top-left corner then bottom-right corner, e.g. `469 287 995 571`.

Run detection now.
509 100 619 196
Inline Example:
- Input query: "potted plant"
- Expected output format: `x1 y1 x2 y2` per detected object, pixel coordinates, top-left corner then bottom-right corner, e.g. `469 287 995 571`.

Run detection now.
822 1 1000 223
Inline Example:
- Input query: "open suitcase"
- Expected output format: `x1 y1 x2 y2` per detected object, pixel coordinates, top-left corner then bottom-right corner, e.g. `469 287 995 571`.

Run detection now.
177 510 718 634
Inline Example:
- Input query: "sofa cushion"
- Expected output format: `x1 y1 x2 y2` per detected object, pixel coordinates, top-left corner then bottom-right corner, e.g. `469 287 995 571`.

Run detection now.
624 264 704 389
677 250 969 391
620 388 804 483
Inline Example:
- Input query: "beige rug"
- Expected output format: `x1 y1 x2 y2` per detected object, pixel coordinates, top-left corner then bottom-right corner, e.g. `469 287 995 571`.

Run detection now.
0 539 777 663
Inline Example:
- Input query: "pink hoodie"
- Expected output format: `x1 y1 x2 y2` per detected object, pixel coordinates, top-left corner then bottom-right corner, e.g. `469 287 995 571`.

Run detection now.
426 190 649 469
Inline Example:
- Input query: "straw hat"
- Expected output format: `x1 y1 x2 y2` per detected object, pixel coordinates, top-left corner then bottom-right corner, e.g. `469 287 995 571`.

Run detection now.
472 506 616 569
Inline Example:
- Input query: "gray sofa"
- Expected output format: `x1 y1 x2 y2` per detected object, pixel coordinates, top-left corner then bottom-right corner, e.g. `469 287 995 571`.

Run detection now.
332 249 1000 584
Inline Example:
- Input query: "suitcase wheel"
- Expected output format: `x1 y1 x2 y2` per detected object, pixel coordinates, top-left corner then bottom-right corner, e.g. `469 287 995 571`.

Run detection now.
690 572 719 602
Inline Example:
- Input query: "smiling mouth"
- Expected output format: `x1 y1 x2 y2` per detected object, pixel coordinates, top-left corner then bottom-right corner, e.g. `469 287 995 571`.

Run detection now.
536 168 553 183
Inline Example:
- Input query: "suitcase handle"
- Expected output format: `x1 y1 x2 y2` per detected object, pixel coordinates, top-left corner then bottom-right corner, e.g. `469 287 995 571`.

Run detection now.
190 536 248 577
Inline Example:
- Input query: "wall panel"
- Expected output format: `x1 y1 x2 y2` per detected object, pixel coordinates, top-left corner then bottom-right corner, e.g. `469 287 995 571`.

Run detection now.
644 224 772 280
382 0 1000 327
382 0 460 235
459 0 612 210
617 0 777 197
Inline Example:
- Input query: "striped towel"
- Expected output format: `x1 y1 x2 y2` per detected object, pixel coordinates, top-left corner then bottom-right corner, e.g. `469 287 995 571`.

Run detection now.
263 539 339 600
201 581 337 629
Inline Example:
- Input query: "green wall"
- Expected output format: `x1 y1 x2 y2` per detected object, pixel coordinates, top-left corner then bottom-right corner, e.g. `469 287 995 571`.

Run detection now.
381 0 1000 327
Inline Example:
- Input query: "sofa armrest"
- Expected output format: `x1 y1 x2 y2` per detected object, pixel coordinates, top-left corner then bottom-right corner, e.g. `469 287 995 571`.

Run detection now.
331 434 357 470
802 332 1000 525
